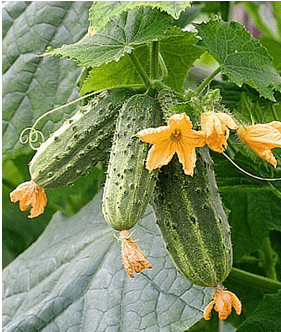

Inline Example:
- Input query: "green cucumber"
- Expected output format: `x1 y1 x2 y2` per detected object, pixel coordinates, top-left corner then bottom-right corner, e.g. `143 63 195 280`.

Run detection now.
151 147 232 287
102 94 162 231
29 88 135 189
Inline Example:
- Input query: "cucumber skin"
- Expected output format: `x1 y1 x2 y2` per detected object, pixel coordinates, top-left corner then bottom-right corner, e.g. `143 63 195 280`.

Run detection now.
102 94 162 231
29 88 135 189
151 147 233 287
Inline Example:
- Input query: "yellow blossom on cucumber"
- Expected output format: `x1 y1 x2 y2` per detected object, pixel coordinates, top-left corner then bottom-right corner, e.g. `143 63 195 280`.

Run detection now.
118 230 152 278
237 121 281 167
10 180 47 218
136 113 206 176
204 287 242 320
201 111 238 153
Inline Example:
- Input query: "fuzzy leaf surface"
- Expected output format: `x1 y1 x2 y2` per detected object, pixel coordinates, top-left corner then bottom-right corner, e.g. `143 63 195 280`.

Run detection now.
160 28 204 92
236 290 281 332
213 151 281 261
81 45 149 94
89 1 191 32
2 192 212 332
45 7 173 68
2 1 92 160
194 19 281 101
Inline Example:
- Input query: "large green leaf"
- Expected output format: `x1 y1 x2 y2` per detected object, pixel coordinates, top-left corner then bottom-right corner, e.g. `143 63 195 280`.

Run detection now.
236 290 281 332
81 28 203 94
81 45 150 94
160 28 204 92
89 1 191 32
3 192 212 332
194 19 281 101
213 151 281 261
2 1 92 160
46 7 173 68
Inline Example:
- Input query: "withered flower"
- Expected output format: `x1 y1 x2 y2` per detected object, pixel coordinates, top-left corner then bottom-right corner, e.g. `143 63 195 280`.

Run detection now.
10 180 47 218
237 121 281 167
201 111 238 153
118 230 152 278
204 287 242 320
136 113 206 176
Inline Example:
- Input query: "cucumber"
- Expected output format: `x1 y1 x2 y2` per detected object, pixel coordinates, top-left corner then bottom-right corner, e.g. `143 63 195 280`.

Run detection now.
102 94 162 231
29 88 135 189
151 147 232 287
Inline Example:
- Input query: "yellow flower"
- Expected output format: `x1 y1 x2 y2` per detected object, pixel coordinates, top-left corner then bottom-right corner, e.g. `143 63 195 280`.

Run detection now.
136 113 206 176
10 180 47 218
237 121 281 167
201 112 238 153
204 287 242 320
119 230 152 278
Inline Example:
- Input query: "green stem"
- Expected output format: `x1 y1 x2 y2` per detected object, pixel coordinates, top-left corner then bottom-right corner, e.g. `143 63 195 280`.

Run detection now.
228 268 281 293
150 41 159 80
218 319 224 332
220 1 230 22
196 66 222 94
129 52 150 88
159 52 168 78
261 237 278 280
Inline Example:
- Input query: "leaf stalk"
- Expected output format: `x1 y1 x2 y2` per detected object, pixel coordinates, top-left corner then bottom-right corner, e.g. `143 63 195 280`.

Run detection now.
228 267 281 293
150 41 159 80
196 66 222 94
129 52 150 88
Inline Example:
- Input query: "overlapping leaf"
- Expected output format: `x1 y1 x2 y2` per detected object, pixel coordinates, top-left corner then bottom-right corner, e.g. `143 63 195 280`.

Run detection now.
2 192 212 332
236 290 281 332
81 28 203 94
160 27 204 92
45 7 173 68
89 1 191 32
81 45 150 94
2 1 92 160
194 19 281 101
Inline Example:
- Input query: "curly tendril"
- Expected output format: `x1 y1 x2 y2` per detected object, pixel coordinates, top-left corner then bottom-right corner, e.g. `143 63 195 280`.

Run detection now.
18 86 144 151
222 152 281 182
20 127 45 150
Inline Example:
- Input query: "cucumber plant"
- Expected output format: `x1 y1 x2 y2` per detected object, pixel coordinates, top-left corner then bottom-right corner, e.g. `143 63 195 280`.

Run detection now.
5 2 281 332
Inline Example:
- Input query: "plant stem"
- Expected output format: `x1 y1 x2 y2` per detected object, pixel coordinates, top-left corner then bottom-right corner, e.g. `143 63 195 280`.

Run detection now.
229 267 281 293
261 237 278 280
218 319 224 332
129 52 150 88
196 66 222 94
150 41 159 80
220 1 230 22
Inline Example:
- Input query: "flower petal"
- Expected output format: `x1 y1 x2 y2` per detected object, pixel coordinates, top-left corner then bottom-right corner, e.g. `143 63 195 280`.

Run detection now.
238 123 281 166
10 180 47 218
146 140 176 172
135 126 171 144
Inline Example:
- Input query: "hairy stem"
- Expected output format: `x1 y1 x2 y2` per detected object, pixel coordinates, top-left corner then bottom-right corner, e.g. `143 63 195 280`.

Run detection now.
261 237 278 280
150 41 159 80
196 66 222 94
218 319 224 332
229 267 281 293
129 52 150 88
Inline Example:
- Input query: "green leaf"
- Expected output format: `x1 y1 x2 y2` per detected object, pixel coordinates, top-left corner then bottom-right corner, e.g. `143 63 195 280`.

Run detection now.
89 1 191 32
194 19 281 101
259 36 281 71
81 45 149 94
2 1 92 160
236 290 281 332
213 151 281 261
46 7 173 68
3 191 212 332
160 28 204 92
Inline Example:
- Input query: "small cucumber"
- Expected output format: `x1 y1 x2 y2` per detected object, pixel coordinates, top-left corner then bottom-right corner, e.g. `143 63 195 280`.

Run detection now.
102 94 162 231
29 88 135 189
151 147 232 287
